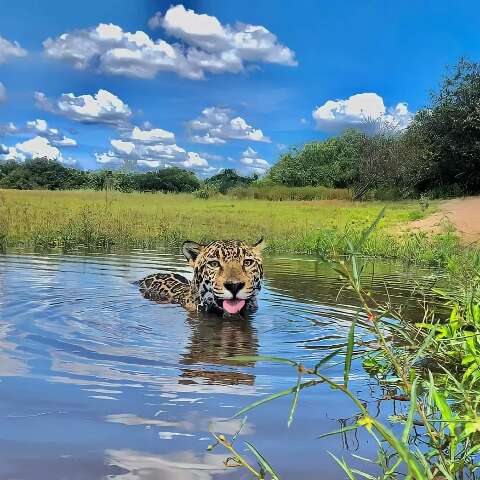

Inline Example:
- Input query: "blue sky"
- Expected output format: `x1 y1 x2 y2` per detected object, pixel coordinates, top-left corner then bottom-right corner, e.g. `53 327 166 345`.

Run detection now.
0 0 479 176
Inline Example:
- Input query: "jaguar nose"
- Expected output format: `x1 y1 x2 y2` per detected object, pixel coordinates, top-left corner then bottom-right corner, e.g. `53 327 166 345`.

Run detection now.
224 281 245 297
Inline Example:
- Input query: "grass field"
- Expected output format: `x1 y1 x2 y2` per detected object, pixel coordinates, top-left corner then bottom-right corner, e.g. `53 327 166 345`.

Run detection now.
0 188 464 264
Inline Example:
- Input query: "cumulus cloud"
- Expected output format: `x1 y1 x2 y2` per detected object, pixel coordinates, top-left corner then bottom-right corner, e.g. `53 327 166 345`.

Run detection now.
239 146 270 173
35 89 131 126
199 152 224 162
95 122 213 174
129 125 175 144
188 107 270 144
26 119 77 146
0 136 66 163
312 93 413 132
0 36 27 64
181 151 209 169
159 5 297 66
42 5 296 80
0 122 18 136
0 82 6 102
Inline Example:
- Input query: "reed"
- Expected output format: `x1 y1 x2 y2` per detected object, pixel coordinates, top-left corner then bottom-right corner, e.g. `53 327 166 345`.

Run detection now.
210 212 480 479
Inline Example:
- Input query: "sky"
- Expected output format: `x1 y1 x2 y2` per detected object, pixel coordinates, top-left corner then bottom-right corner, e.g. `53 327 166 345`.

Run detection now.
0 0 479 176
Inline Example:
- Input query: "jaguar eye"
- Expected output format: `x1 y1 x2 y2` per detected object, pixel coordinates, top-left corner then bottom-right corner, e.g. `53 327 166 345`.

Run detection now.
243 259 255 267
208 260 220 268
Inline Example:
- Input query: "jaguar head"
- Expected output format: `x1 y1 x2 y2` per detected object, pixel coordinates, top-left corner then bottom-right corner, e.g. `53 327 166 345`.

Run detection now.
182 239 265 315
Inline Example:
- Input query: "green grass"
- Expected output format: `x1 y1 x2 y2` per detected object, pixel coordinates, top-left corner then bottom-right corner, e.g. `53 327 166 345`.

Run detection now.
228 185 353 201
0 188 461 264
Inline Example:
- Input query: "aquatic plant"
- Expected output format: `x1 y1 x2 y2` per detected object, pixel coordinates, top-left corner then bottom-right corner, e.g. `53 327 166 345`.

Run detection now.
210 210 480 479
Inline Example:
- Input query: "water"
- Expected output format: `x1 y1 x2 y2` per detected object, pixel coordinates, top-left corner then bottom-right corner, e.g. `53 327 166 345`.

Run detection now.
0 251 436 479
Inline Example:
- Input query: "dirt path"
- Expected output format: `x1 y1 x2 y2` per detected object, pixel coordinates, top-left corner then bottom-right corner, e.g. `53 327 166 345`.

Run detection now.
405 196 480 243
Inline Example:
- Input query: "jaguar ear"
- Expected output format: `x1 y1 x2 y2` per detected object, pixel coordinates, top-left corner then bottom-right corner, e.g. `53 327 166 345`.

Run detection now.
182 241 204 266
252 237 266 254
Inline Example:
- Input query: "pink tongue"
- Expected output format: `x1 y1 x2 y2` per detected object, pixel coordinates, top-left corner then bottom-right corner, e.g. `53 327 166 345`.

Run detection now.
223 299 246 314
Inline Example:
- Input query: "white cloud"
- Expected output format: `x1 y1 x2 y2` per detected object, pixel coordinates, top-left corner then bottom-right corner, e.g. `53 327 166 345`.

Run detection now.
43 6 296 80
95 122 213 174
188 107 270 144
35 89 131 126
0 136 64 162
190 132 225 145
0 36 27 64
130 125 175 144
0 82 5 102
199 152 224 162
159 5 297 66
144 143 187 161
236 146 270 175
0 122 18 136
312 93 413 132
182 151 208 168
111 139 135 155
383 102 413 130
26 119 77 146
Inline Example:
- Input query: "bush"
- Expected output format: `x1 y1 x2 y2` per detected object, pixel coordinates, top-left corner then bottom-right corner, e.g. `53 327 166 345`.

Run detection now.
267 129 364 188
205 169 256 193
0 158 89 190
193 184 220 199
228 185 352 201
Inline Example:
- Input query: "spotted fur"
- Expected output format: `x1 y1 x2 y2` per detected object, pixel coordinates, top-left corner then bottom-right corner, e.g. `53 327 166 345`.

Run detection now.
137 239 265 314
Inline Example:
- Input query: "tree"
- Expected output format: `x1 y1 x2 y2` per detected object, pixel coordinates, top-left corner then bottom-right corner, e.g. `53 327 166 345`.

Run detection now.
412 58 480 193
0 158 88 190
267 129 365 187
205 169 256 193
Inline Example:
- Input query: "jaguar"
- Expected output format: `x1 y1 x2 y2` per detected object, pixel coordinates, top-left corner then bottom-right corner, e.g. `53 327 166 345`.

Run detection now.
137 239 265 315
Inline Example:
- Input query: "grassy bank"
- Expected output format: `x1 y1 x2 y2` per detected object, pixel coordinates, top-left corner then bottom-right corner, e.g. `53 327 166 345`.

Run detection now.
0 188 464 264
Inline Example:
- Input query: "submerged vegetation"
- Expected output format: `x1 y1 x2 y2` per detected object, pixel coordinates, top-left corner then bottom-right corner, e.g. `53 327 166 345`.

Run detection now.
210 213 480 479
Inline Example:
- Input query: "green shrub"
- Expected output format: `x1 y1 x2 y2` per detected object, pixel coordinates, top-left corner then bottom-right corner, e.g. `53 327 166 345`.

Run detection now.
228 185 352 201
193 184 220 199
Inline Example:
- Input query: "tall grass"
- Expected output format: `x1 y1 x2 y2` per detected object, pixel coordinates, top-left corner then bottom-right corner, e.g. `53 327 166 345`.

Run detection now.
228 185 352 201
210 213 480 479
0 189 460 265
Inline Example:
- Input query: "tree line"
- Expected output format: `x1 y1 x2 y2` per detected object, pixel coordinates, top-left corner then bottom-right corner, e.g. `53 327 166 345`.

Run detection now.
1 59 480 198
267 59 480 198
0 159 256 194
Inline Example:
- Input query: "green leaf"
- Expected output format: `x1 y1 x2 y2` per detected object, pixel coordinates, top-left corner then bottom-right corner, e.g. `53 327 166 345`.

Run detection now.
318 424 359 439
344 316 357 387
369 418 428 480
287 370 302 428
231 416 247 443
227 355 298 366
328 452 357 480
233 380 322 419
402 377 418 443
356 207 386 250
429 373 456 437
244 441 281 480
314 348 343 373
414 323 437 330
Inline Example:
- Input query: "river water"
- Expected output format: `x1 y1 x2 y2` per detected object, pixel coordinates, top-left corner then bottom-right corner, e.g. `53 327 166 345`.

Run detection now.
0 251 435 479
